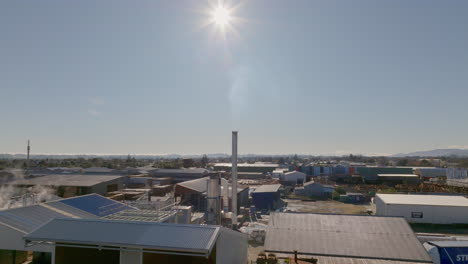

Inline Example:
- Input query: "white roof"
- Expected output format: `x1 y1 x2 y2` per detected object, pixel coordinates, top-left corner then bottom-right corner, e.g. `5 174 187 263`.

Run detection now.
285 171 306 176
377 174 419 177
376 194 468 207
176 177 235 193
253 184 281 193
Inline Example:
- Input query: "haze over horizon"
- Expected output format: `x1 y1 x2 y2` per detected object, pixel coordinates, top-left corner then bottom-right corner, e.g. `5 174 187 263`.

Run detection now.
2 1 468 155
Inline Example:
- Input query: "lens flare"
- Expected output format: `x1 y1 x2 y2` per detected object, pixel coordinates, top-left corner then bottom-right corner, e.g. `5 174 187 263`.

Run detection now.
211 6 231 27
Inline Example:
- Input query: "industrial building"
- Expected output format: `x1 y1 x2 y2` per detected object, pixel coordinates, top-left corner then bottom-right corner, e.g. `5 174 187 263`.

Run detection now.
174 177 249 212
82 167 120 174
375 193 468 224
264 212 433 263
24 218 247 264
280 171 306 185
235 172 265 179
0 194 133 264
4 174 125 197
414 168 447 180
272 169 288 179
0 192 202 264
147 168 210 183
299 164 330 177
213 163 279 173
251 184 282 211
357 167 414 182
294 181 334 198
424 240 468 264
377 174 420 185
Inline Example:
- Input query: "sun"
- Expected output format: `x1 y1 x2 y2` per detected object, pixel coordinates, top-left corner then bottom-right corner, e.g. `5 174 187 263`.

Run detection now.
211 6 231 27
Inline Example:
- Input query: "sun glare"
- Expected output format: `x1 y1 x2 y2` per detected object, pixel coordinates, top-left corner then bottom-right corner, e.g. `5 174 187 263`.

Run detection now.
212 6 231 27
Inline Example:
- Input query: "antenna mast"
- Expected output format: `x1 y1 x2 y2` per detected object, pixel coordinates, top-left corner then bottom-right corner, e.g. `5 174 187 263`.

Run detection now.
26 140 30 169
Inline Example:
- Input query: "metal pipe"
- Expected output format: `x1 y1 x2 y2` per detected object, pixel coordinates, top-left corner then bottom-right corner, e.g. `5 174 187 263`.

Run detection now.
232 131 238 227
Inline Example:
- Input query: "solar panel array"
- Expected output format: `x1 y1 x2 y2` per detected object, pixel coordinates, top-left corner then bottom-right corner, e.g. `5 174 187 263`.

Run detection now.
59 194 133 216
0 194 133 233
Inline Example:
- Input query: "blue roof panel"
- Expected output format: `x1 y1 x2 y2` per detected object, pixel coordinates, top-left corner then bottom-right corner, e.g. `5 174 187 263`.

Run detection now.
59 194 133 217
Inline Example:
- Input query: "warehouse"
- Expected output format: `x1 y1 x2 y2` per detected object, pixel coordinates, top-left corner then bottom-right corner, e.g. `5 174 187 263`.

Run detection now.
280 171 306 185
251 184 282 211
213 163 279 173
264 212 432 263
0 194 133 264
414 168 446 180
377 174 420 185
4 174 124 197
235 172 265 179
272 169 287 179
24 218 248 264
358 167 414 183
174 177 249 212
148 168 210 183
294 181 334 198
424 240 468 264
375 194 468 224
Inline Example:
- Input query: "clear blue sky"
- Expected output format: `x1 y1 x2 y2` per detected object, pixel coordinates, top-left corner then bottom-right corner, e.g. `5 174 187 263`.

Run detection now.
1 0 468 155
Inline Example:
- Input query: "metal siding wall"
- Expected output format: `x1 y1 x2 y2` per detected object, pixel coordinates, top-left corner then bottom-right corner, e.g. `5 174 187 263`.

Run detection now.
0 224 53 252
313 167 320 176
374 196 385 215
217 229 248 264
384 204 468 224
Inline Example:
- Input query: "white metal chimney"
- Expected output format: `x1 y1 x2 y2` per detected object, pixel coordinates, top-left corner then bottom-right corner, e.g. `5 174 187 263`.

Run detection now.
206 174 221 225
231 131 238 227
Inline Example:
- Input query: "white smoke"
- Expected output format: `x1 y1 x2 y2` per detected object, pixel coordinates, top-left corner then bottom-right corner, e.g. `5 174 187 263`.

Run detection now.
0 169 57 210
0 185 19 210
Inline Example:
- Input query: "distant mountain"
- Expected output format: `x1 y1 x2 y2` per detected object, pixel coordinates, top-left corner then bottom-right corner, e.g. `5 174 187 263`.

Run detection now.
392 149 468 157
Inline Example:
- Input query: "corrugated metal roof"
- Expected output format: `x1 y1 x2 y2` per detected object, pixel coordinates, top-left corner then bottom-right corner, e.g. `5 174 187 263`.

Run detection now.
303 181 334 189
0 205 66 233
264 212 432 263
253 184 281 193
0 194 127 233
376 194 468 207
274 254 429 264
7 174 123 187
176 177 228 193
24 218 220 254
150 168 209 177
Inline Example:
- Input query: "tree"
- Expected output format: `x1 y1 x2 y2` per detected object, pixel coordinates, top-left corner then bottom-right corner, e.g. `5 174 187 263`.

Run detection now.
420 159 432 167
200 155 209 168
397 159 409 166
278 157 285 165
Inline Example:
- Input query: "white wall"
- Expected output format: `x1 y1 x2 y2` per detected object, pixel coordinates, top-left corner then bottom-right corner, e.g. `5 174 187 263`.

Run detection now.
216 229 248 264
282 172 306 184
375 196 468 224
0 224 53 252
